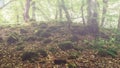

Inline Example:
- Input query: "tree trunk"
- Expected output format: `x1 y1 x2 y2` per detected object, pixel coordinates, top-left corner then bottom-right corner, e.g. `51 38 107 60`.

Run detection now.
87 0 99 36
101 0 108 27
118 11 120 30
24 0 31 22
60 0 72 29
32 1 36 21
57 0 63 21
81 0 86 26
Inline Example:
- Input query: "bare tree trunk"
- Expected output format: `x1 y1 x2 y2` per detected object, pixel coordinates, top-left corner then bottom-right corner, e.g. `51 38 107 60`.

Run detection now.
55 8 58 20
118 11 120 30
87 0 99 36
24 0 31 22
60 0 72 29
81 0 86 26
32 1 36 21
57 0 63 21
101 0 108 27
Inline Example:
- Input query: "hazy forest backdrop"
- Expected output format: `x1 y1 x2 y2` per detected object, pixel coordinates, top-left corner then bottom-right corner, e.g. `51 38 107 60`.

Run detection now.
0 0 120 68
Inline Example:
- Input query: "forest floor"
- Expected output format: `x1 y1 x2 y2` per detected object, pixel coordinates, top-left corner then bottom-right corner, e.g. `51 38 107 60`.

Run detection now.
0 22 120 68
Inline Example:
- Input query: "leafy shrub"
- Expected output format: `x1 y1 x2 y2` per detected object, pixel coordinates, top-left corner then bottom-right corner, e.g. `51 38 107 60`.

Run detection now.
58 41 73 51
21 51 39 62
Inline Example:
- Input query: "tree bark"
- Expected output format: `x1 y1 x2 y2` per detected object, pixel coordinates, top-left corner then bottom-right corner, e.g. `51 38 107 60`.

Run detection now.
118 11 120 30
57 0 63 21
101 0 108 27
81 0 86 26
32 1 36 21
60 0 72 29
87 0 99 36
23 0 31 22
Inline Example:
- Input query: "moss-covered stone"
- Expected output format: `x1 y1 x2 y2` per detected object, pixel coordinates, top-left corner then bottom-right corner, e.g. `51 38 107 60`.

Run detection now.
58 41 73 51
0 37 4 43
20 29 28 34
35 30 51 38
43 39 52 44
54 59 67 65
36 49 48 57
7 36 18 45
21 51 39 63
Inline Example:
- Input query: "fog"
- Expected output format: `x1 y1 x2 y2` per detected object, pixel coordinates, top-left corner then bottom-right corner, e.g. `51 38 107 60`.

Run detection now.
0 0 120 68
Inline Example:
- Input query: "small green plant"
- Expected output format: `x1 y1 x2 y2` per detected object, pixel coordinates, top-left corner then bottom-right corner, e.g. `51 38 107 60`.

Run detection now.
67 63 77 68
49 47 58 54
74 46 84 51
87 38 106 50
21 51 39 62
68 52 79 59
58 41 73 51
97 48 118 58
16 46 24 51
106 48 118 57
